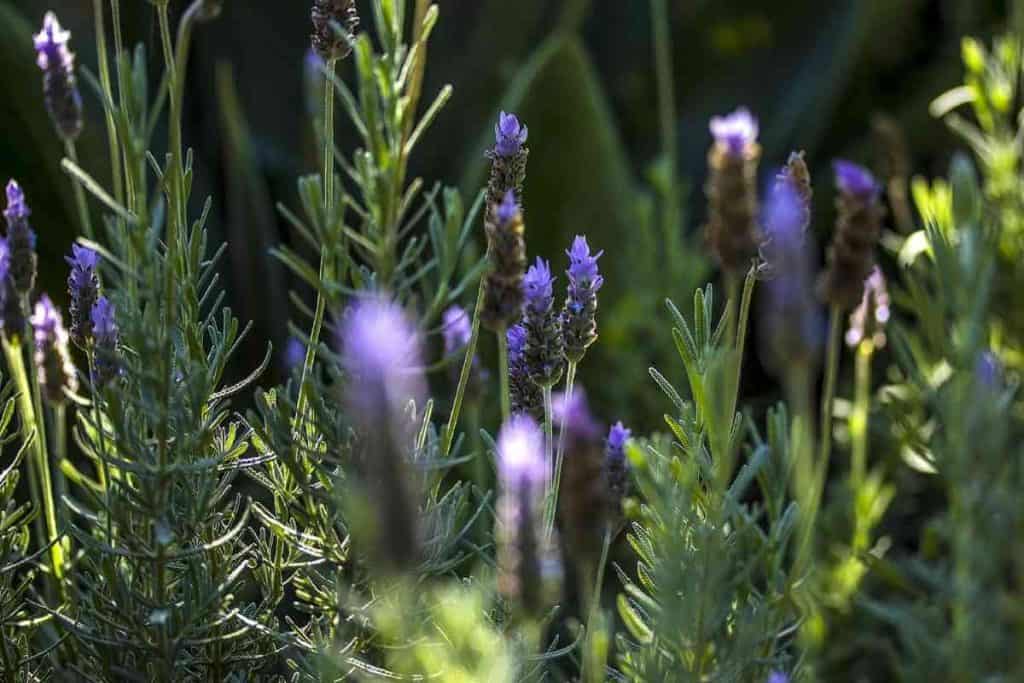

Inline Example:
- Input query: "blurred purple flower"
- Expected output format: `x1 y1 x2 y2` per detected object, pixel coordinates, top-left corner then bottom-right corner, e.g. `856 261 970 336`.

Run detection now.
442 304 472 355
4 180 37 298
66 244 100 346
31 294 77 402
284 337 306 371
845 267 890 348
834 160 879 198
497 414 547 494
552 386 601 441
767 672 789 683
34 12 83 141
494 111 528 158
710 107 758 156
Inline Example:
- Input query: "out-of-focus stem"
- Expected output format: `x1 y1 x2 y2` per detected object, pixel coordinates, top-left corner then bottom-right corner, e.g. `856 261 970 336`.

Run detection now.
851 341 874 495
497 327 511 421
443 280 485 457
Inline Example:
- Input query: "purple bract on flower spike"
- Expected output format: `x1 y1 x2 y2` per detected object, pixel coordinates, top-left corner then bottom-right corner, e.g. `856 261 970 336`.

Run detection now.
31 294 77 403
562 235 604 363
496 415 559 615
90 296 121 387
710 107 759 158
494 112 529 159
819 160 885 309
34 12 83 142
508 322 542 421
310 0 359 62
522 257 564 388
4 181 37 300
338 294 425 573
67 244 100 347
845 267 890 349
705 108 762 272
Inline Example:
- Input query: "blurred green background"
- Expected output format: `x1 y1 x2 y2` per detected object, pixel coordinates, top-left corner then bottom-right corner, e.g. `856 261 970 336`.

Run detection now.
0 0 1012 429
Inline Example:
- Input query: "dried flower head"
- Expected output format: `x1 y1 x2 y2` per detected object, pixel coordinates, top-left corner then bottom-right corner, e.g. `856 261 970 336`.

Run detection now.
706 108 762 272
90 297 121 387
311 0 359 62
845 267 890 349
522 258 564 388
31 295 77 403
34 12 83 142
482 191 527 331
339 294 425 572
67 244 100 347
508 323 543 421
819 160 884 309
496 415 559 615
561 236 604 363
4 181 37 298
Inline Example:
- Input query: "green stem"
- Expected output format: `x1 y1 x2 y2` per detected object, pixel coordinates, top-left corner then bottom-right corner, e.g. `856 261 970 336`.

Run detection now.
580 528 613 683
93 0 123 206
2 339 64 591
442 280 485 456
726 266 756 427
725 272 739 349
295 57 338 440
552 359 577 509
497 327 511 421
817 305 843 470
851 342 874 497
65 141 94 239
542 385 558 540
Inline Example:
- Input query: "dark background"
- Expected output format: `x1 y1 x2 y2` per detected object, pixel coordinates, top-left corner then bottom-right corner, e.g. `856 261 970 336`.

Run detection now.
0 0 1011 428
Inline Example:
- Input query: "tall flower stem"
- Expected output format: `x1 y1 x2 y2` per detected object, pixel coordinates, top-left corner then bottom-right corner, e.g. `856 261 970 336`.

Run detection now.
497 326 511 421
542 385 559 539
850 341 874 495
93 0 123 206
443 280 485 456
725 272 739 348
65 141 93 238
551 359 577 510
727 266 756 420
2 339 64 593
817 305 842 470
296 56 339 437
580 528 613 682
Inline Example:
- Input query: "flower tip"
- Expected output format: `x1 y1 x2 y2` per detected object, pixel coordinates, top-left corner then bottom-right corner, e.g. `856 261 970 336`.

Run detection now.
607 421 631 452
497 414 546 486
710 107 759 155
833 159 879 198
494 111 528 157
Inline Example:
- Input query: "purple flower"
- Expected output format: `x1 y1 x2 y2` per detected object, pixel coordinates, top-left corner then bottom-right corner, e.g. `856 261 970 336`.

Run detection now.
845 267 890 349
607 422 631 459
976 351 1002 390
834 160 879 198
91 296 121 386
339 295 425 418
31 295 77 402
710 107 758 156
497 189 519 225
767 672 789 683
508 322 542 420
760 179 824 369
494 111 528 158
4 181 37 298
562 236 603 362
508 323 527 364
34 12 83 141
523 257 554 315
566 236 604 294
284 336 306 371
442 305 472 355
66 244 100 346
552 386 601 441
497 415 547 494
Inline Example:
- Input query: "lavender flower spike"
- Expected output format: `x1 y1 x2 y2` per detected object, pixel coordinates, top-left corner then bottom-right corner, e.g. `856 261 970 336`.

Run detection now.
605 421 632 512
91 297 121 387
508 323 542 421
562 236 604 363
482 190 527 331
819 160 884 309
339 294 425 572
31 295 77 403
34 12 83 142
4 181 37 298
485 112 530 211
522 258 564 387
311 0 360 62
0 239 23 340
67 244 100 346
705 108 762 272
496 415 558 615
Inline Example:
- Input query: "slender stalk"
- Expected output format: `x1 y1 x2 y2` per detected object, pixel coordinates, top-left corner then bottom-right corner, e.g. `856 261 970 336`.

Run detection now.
817 305 843 468
65 142 94 238
497 327 511 421
542 385 559 539
2 339 64 590
88 354 114 544
552 359 577 502
725 272 739 349
726 266 756 428
295 57 339 440
442 280 485 456
580 528 613 683
93 0 123 206
850 341 874 495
